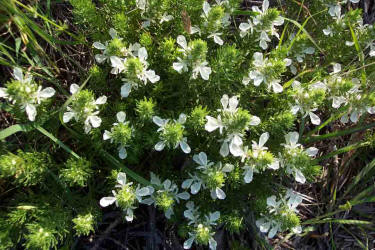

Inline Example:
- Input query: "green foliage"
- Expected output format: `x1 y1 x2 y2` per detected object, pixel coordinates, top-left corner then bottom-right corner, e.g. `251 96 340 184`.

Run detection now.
59 157 93 187
0 150 51 186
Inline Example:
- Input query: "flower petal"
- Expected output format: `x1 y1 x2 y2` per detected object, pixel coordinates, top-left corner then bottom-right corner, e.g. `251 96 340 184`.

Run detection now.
99 197 116 207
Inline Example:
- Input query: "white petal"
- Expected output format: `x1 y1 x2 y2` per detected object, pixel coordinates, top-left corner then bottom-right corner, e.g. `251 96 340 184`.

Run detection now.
229 141 243 157
262 0 269 11
70 84 80 94
153 116 165 127
210 211 220 222
136 187 151 196
239 22 251 32
244 168 253 183
173 62 185 73
95 96 107 105
121 83 132 98
268 225 278 238
220 141 229 157
155 141 166 151
183 237 194 249
177 192 190 200
272 81 283 93
333 63 341 74
63 111 75 123
199 66 211 80
309 112 321 125
118 146 127 159
117 111 126 123
117 172 127 185
191 181 201 194
258 221 270 233
39 87 55 98
215 187 226 199
110 56 124 74
177 35 188 50
267 195 277 207
203 1 211 16
286 132 299 145
178 113 187 124
109 28 118 39
103 130 111 140
209 238 217 250
268 160 280 170
180 140 191 154
205 116 221 132
222 163 234 172
350 110 359 123
145 70 160 83
250 116 261 125
93 42 106 50
291 105 300 114
295 169 306 184
125 208 134 222
182 179 193 189
95 54 107 64
89 115 102 128
25 103 37 121
259 132 269 147
213 34 223 45
13 67 23 81
306 147 318 157
138 47 148 61
99 197 116 207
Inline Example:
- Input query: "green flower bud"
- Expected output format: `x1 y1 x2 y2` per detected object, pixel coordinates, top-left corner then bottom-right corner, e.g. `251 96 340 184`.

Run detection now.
111 123 132 145
161 123 184 147
140 32 153 47
205 170 225 189
116 184 136 210
224 108 251 133
106 38 126 57
125 57 144 80
280 210 300 231
72 213 96 236
136 97 156 120
189 39 208 62
195 224 211 245
155 191 175 212
0 150 51 186
189 106 209 130
60 157 92 187
206 6 225 32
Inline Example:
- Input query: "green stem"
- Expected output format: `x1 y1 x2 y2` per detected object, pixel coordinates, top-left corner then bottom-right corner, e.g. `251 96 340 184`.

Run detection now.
313 141 370 163
304 108 347 138
304 122 375 144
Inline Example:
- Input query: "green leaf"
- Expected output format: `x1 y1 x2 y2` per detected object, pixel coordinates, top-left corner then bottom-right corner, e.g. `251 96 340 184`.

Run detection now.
0 124 33 140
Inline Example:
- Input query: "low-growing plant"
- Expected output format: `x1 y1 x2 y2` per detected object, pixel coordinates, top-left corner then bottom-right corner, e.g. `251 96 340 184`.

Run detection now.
1 0 375 249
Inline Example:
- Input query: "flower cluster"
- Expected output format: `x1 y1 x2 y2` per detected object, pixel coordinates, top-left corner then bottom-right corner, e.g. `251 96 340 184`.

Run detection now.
173 35 212 80
239 0 284 50
63 84 107 133
205 94 260 157
100 172 153 222
153 113 191 154
0 68 55 121
103 112 132 159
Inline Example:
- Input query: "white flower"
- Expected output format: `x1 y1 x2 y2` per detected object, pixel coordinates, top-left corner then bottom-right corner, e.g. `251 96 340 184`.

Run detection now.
184 210 220 250
99 172 153 222
160 12 173 23
243 52 283 93
145 173 190 219
192 61 212 80
153 114 191 154
239 19 254 38
173 35 212 80
323 26 333 37
0 67 55 121
93 28 122 64
207 33 224 45
63 84 106 133
103 111 132 159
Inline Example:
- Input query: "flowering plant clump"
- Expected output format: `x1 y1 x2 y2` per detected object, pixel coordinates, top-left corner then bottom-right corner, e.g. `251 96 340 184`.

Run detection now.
1 0 375 249
0 68 55 121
